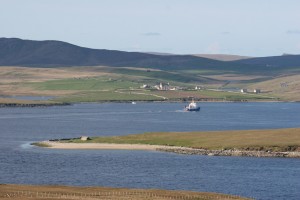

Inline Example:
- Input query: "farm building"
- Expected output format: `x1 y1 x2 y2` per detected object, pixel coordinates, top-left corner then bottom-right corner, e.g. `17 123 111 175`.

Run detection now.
254 89 261 94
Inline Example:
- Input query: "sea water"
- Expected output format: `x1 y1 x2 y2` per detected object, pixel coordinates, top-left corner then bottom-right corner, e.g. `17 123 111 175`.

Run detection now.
0 102 300 200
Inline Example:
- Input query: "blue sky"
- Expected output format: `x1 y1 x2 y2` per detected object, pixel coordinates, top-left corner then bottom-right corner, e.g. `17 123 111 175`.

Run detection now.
1 0 300 56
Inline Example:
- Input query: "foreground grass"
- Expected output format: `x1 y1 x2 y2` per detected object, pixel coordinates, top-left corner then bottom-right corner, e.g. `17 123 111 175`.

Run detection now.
66 128 300 152
0 184 251 200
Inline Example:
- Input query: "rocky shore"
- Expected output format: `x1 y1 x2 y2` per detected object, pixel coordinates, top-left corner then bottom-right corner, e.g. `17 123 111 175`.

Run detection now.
157 147 300 158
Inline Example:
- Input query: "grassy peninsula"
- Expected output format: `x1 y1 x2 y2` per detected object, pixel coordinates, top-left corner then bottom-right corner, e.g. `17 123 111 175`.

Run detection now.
63 128 300 152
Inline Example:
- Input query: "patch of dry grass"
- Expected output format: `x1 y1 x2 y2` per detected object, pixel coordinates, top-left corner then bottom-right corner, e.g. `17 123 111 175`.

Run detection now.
0 184 251 200
249 74 300 101
0 66 110 83
0 66 109 97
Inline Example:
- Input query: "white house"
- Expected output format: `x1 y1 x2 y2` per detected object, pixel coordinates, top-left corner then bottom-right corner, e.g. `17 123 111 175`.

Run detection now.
80 136 90 141
195 86 202 90
141 84 150 89
254 89 261 94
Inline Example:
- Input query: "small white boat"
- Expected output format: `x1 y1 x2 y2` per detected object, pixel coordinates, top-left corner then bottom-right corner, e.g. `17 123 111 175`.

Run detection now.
132 102 136 104
184 100 200 111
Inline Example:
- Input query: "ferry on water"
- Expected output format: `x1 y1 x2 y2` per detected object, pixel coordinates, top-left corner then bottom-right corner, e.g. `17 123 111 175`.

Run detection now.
184 100 200 112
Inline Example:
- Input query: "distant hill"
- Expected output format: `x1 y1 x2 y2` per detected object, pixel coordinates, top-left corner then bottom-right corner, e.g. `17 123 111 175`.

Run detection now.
1 38 299 74
144 52 176 56
144 52 251 61
192 54 251 61
0 38 240 70
235 54 300 67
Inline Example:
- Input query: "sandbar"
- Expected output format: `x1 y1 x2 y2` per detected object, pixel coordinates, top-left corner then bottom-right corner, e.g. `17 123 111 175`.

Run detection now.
35 141 300 158
38 141 177 150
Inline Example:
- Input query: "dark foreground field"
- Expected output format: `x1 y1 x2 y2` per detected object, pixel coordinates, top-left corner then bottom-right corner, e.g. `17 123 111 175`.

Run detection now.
0 184 251 200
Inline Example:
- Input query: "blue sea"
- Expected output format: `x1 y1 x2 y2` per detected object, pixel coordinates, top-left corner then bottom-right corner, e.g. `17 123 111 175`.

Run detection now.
0 102 300 200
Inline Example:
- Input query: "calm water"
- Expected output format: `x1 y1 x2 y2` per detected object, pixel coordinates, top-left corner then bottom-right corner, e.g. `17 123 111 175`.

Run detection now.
0 103 300 200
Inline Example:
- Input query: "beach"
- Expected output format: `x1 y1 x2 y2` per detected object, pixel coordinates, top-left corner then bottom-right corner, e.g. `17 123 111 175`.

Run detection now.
36 141 300 158
38 141 168 150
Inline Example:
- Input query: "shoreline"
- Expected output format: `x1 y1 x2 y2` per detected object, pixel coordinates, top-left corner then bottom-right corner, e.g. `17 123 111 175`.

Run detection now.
0 102 71 108
0 99 298 107
34 141 300 158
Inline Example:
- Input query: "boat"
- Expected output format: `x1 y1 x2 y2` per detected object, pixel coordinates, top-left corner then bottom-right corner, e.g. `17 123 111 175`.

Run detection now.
132 102 136 104
184 100 200 111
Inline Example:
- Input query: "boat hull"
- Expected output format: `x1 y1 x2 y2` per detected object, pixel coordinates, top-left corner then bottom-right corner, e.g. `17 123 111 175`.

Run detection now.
185 107 200 112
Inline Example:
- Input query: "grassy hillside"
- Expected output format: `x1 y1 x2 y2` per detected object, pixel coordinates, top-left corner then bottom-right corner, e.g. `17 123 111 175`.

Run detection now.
236 54 300 68
0 38 248 71
29 78 139 91
0 38 299 103
0 66 293 102
193 54 251 61
248 74 300 101
3 38 300 75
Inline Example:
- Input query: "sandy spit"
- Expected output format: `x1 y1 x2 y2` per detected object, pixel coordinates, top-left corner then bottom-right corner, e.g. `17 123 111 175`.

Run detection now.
39 141 183 151
36 141 300 158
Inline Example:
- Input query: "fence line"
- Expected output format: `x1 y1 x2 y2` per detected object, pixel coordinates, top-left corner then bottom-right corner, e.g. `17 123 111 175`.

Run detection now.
1 190 252 200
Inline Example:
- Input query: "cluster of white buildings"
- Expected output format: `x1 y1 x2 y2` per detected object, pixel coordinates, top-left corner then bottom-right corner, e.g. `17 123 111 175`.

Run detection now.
241 89 261 94
141 83 184 91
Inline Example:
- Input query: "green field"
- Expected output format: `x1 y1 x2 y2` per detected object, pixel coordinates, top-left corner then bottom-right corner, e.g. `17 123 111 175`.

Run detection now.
55 90 163 102
65 128 300 152
29 77 140 91
27 75 274 102
153 90 275 101
110 68 216 84
0 66 294 103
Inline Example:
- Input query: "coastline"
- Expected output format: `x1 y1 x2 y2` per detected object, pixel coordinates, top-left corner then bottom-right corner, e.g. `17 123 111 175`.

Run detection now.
1 99 297 108
0 97 292 108
34 141 300 158
0 102 71 108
